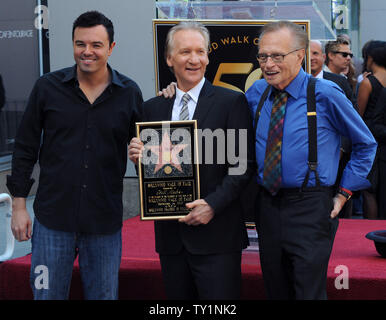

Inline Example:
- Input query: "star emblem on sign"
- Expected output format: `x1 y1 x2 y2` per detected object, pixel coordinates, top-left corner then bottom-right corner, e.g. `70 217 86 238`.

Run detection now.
146 131 189 174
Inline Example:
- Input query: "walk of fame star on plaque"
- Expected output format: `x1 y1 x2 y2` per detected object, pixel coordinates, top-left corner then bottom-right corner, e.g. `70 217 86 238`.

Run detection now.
136 120 200 220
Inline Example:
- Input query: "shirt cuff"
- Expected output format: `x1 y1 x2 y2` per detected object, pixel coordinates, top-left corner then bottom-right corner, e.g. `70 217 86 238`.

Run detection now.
340 171 371 191
204 193 224 215
6 175 35 198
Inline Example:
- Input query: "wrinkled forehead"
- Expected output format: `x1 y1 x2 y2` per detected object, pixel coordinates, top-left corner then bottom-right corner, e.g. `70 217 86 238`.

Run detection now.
173 29 206 46
258 29 294 53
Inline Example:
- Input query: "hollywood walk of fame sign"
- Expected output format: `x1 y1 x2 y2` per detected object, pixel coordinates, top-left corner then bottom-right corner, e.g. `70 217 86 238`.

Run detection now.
136 120 200 220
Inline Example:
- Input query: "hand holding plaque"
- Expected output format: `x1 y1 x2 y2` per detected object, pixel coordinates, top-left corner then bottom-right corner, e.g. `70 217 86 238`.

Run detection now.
179 199 214 226
136 120 200 220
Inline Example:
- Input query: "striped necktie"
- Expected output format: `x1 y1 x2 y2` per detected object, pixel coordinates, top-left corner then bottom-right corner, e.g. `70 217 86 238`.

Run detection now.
179 93 191 120
262 90 288 195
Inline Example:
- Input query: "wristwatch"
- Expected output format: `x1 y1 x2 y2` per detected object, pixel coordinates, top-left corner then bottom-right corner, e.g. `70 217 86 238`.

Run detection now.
338 187 352 201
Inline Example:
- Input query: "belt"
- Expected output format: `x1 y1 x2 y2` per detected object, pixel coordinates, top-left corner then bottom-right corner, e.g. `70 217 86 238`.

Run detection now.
261 185 334 197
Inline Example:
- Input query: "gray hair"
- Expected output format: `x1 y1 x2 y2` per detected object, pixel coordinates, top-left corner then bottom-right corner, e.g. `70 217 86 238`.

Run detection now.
258 20 309 51
164 21 210 59
310 40 325 53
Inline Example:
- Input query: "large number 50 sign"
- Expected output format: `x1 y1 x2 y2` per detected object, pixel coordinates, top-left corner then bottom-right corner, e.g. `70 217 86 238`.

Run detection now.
213 63 262 93
153 20 310 94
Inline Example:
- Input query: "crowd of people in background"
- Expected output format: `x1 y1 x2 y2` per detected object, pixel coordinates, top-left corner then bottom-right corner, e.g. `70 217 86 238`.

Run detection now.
317 35 386 219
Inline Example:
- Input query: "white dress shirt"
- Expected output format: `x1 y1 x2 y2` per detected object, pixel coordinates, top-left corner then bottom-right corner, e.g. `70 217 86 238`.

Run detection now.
171 77 205 121
314 69 324 79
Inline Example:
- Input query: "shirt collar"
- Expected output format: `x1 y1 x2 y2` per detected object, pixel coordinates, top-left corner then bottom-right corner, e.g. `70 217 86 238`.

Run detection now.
315 69 324 79
175 77 205 105
324 64 348 78
324 65 332 73
61 64 124 87
61 65 77 83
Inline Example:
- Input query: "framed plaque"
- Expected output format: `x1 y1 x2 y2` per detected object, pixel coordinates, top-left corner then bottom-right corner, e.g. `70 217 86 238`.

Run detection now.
137 120 200 220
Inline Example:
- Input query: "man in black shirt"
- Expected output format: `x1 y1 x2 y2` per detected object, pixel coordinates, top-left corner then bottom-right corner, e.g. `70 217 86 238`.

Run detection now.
7 11 142 299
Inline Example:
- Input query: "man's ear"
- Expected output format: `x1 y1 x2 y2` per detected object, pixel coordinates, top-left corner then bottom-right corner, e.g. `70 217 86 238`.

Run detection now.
166 54 172 67
297 48 306 64
108 41 116 56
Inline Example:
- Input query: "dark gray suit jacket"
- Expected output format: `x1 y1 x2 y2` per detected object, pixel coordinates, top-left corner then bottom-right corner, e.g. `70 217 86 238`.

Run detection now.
141 80 256 255
323 71 355 106
323 71 356 155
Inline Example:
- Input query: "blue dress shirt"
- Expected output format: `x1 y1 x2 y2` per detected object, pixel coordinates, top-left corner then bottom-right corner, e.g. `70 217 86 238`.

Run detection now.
245 68 377 191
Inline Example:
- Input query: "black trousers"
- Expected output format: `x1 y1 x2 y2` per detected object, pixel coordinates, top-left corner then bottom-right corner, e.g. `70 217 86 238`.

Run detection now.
159 248 242 300
256 187 338 300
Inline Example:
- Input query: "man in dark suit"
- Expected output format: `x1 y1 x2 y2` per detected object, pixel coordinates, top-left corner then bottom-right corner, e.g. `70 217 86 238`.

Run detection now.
128 22 255 300
310 40 353 102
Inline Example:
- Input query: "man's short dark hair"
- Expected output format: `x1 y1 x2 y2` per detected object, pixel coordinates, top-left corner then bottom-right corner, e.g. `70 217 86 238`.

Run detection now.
324 37 350 65
72 11 114 45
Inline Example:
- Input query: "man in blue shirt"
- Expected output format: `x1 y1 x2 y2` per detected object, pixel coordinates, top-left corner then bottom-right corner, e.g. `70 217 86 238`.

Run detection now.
245 21 376 299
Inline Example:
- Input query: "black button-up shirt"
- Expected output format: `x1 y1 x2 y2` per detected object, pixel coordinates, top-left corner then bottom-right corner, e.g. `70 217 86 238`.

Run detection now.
7 65 143 234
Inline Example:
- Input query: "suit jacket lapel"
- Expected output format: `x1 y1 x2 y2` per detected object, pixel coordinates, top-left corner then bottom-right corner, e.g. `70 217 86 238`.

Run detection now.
192 79 215 128
155 95 175 121
166 96 175 121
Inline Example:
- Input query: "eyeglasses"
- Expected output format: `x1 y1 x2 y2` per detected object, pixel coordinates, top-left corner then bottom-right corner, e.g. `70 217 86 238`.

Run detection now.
332 51 353 58
256 48 303 64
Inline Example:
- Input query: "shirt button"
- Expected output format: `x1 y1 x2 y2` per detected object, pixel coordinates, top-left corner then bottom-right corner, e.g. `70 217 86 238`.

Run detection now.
82 184 87 189
84 164 88 169
86 145 90 149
